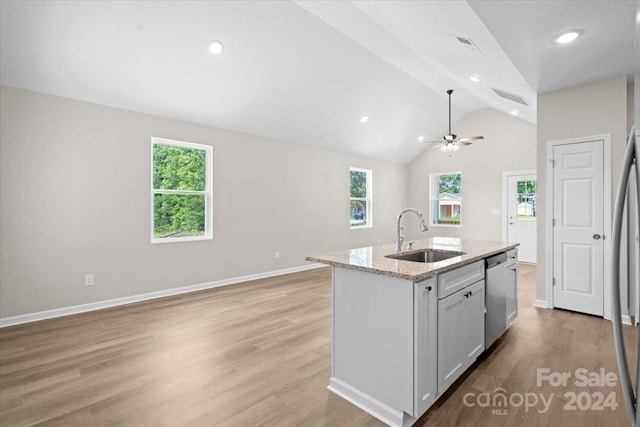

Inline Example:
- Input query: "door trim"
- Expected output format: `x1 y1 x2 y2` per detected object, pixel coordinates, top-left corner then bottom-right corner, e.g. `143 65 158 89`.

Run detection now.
502 169 537 242
546 134 612 320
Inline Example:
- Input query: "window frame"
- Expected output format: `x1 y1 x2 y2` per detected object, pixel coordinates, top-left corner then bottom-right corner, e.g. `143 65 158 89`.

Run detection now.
429 171 462 228
150 137 213 244
349 167 373 229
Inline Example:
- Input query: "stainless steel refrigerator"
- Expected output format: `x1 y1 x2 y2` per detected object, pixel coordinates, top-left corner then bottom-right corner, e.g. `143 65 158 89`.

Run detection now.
611 8 640 425
612 125 640 427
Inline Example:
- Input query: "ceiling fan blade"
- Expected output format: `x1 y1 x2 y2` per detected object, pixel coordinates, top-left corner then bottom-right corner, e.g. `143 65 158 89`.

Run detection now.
420 140 444 145
431 143 445 149
458 136 484 143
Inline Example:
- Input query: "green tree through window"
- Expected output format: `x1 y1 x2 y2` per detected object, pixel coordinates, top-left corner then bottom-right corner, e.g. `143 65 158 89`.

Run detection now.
438 173 461 195
350 168 372 227
152 139 212 242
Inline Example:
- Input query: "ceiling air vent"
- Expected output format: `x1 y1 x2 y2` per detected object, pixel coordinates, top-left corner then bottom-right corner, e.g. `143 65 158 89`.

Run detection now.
492 88 530 107
455 35 481 53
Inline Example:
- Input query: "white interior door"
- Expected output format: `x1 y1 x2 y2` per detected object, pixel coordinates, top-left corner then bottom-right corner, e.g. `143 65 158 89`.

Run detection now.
552 140 604 316
506 174 537 263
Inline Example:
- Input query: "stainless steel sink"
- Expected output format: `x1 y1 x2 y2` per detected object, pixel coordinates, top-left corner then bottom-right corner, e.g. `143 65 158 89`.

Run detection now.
386 249 465 263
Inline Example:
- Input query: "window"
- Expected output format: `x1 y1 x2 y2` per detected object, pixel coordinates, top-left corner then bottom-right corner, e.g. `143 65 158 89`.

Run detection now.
350 167 372 228
430 172 461 226
151 138 212 243
516 180 536 221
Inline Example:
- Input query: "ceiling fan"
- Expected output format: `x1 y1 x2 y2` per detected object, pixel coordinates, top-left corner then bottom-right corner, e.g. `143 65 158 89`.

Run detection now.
421 89 484 152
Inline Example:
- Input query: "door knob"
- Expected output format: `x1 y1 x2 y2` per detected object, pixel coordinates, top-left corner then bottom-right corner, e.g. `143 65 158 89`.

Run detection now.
509 222 515 225
593 233 601 240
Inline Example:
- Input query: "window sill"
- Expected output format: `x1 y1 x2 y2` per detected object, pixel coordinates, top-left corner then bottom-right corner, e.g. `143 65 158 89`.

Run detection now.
151 235 212 244
430 223 462 228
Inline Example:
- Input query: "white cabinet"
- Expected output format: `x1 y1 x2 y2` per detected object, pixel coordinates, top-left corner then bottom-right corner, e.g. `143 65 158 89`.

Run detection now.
462 280 486 363
414 278 437 415
437 268 485 394
330 268 436 427
327 251 516 426
437 285 464 392
331 268 414 417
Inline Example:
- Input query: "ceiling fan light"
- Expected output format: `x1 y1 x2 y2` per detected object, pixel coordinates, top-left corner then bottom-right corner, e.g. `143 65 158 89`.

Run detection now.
440 145 447 152
452 144 460 151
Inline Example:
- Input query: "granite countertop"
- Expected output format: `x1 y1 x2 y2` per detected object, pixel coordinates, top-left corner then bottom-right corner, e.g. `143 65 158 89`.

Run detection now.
305 237 519 281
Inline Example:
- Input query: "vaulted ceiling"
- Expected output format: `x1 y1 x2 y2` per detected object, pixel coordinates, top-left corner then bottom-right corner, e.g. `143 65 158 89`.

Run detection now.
0 1 636 164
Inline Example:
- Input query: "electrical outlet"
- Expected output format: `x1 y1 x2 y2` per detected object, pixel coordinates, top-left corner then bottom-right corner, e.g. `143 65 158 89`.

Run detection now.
275 251 280 259
85 274 94 286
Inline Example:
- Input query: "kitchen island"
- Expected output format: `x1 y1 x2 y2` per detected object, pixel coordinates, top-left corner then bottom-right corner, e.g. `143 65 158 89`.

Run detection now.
306 237 519 427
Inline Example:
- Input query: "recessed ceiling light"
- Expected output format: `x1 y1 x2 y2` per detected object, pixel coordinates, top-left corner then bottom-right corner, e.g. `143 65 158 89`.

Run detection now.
208 41 224 55
469 74 481 83
417 135 425 142
359 115 369 124
552 30 582 45
510 110 519 116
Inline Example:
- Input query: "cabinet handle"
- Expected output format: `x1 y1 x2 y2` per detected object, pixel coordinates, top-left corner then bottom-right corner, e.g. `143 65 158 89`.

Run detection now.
469 290 473 296
426 285 432 292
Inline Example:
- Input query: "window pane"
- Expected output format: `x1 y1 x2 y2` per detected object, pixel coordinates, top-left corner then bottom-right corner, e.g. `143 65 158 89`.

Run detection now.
350 171 367 198
432 199 460 225
154 194 205 238
153 144 206 191
350 200 367 226
438 173 461 195
433 173 461 225
516 180 536 221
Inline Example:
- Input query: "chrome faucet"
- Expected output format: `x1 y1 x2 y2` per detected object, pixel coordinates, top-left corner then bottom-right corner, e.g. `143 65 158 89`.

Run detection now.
396 208 429 252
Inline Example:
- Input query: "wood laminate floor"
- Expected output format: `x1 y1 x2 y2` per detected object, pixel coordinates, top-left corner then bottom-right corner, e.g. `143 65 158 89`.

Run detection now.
0 264 636 426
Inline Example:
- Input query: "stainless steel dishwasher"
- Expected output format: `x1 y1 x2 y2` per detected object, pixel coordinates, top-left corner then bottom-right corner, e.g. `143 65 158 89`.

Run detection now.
485 251 518 349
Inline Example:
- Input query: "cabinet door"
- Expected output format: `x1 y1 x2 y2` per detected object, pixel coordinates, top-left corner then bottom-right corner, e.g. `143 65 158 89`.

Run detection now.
414 278 437 416
506 265 518 325
462 280 485 369
437 290 464 394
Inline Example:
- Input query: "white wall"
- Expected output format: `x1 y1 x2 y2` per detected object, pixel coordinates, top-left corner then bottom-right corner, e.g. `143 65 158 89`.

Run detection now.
536 76 628 306
0 86 407 318
406 108 537 241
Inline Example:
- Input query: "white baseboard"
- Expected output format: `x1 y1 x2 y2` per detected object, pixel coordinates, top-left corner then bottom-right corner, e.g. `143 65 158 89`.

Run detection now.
534 299 549 309
0 263 325 328
328 377 414 427
533 299 627 323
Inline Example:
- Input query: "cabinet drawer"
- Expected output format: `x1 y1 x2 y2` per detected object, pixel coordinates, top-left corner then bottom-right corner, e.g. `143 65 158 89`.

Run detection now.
506 248 518 266
437 260 484 299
